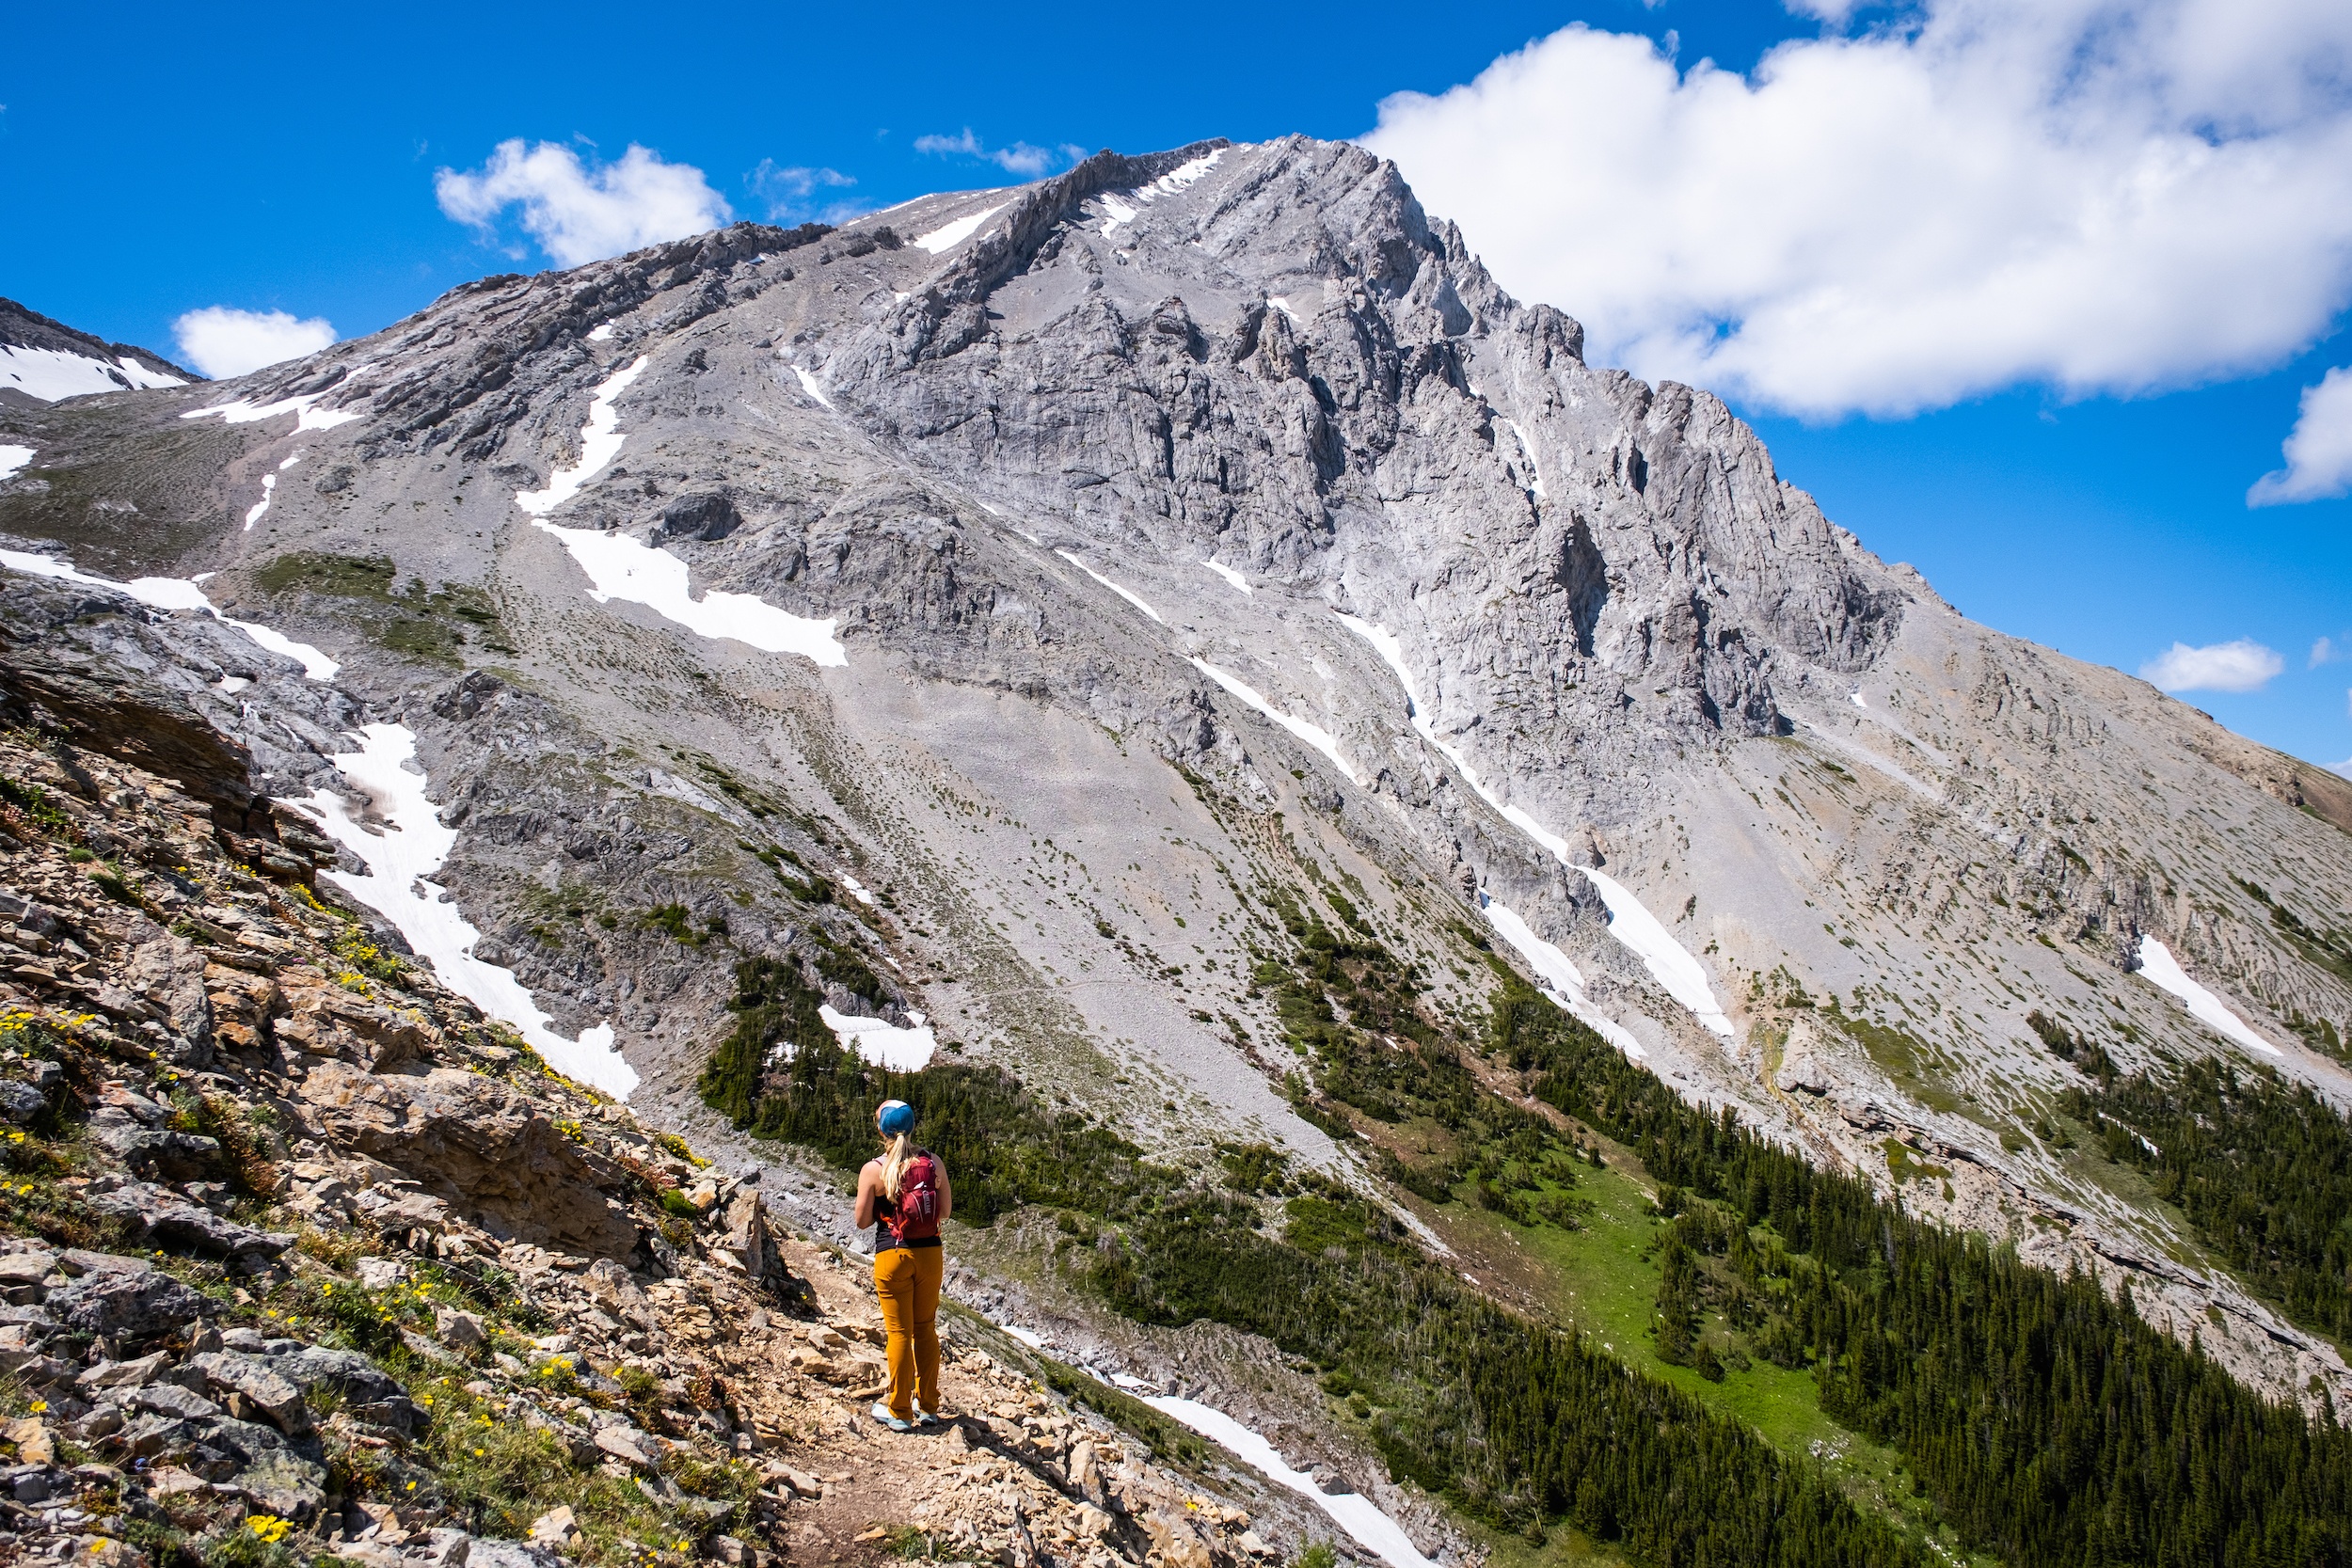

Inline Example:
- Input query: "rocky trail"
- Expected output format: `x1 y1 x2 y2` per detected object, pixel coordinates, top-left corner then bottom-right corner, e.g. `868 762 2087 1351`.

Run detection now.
0 716 1332 1568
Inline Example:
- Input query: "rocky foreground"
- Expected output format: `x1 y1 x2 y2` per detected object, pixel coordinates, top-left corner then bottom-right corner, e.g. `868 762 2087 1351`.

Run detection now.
0 721 1288 1568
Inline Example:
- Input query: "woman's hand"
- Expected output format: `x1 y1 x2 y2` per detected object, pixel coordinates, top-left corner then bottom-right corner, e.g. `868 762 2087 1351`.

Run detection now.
937 1161 953 1225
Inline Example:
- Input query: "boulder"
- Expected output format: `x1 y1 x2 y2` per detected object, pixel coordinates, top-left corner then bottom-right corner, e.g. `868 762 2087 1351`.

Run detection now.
235 1446 329 1523
593 1423 659 1469
296 1063 637 1255
435 1307 485 1348
125 1383 222 1422
660 493 740 541
87 1120 221 1182
87 1181 294 1261
0 1249 56 1286
79 1351 175 1390
190 1350 314 1436
269 1345 423 1436
46 1265 207 1341
527 1506 577 1546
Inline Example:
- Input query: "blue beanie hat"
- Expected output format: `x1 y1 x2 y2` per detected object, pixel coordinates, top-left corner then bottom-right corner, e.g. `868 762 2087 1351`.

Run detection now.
877 1100 914 1136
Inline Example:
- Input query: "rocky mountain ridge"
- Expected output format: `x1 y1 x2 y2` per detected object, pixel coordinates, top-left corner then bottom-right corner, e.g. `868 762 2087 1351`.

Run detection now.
1 130 2350 1445
0 299 193 408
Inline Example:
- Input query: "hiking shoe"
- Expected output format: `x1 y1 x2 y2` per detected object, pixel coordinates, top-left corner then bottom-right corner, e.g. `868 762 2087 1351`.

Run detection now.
913 1409 940 1428
870 1402 912 1433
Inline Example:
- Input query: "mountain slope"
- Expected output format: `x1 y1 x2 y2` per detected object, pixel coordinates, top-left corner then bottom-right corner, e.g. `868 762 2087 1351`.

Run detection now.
0 297 194 406
3 134 2351 1513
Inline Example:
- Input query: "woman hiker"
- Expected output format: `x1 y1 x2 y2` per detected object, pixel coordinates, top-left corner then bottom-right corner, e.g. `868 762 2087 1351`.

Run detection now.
854 1098 952 1432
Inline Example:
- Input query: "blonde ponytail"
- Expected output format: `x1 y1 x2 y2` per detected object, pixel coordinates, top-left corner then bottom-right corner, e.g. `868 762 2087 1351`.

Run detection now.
880 1132 914 1198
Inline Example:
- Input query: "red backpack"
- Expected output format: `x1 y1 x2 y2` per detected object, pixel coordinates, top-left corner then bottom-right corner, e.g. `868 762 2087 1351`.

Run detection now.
882 1153 941 1247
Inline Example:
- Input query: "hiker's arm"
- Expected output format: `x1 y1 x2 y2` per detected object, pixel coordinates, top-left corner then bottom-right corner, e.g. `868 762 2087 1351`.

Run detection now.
937 1161 952 1224
852 1162 881 1228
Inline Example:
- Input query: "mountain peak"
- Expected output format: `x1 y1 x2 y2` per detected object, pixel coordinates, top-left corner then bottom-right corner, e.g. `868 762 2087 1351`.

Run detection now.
1 132 2348 1452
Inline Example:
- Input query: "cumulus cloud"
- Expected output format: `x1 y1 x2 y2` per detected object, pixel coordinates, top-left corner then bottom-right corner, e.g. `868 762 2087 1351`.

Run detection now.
914 128 1084 178
2139 639 2287 693
2248 365 2352 505
171 307 336 379
749 160 860 223
1361 0 2352 419
2313 636 2344 667
436 140 731 267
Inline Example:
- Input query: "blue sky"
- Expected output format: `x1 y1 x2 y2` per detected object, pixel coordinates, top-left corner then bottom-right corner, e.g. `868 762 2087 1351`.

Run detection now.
6 0 2347 767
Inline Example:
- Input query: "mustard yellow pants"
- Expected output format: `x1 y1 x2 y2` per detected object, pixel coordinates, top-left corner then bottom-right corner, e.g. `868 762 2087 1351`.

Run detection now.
873 1244 944 1419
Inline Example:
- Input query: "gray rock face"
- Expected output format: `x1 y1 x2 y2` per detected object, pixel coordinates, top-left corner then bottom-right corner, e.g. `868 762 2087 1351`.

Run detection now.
86 1180 294 1262
46 1262 207 1341
4 135 2352 1408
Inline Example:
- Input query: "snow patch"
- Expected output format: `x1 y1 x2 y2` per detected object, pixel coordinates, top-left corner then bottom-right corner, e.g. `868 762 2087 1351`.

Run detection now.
532 524 848 666
0 345 185 403
1099 150 1224 238
791 366 834 409
182 390 359 431
1150 149 1224 194
1202 559 1253 595
999 1324 1046 1350
1851 690 1867 708
912 203 1006 255
1338 613 1732 1038
1265 296 1298 323
2135 937 2282 1057
1503 419 1546 499
1477 895 1646 1057
587 323 616 342
1057 551 1163 623
0 445 32 483
515 357 648 516
0 548 338 679
513 356 845 664
244 474 277 530
818 1004 937 1070
290 722 637 1097
1108 1372 1154 1392
1141 1397 1437 1568
1576 868 1734 1038
839 875 877 907
1190 657 1361 785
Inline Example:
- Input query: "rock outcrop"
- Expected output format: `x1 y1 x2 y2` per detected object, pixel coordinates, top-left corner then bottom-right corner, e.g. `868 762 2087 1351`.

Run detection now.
0 723 1326 1568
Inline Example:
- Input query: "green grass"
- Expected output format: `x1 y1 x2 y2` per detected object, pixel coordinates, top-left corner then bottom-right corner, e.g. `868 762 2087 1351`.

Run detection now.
253 550 509 662
1444 1161 1977 1557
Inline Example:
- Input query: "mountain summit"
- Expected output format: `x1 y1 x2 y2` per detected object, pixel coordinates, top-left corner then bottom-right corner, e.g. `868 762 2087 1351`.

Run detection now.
4 135 2352 1567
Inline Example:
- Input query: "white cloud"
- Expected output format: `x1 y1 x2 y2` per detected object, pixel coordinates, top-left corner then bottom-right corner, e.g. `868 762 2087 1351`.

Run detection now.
2139 639 2286 693
436 140 731 267
748 160 859 223
2248 366 2352 505
2313 636 2343 667
914 128 1081 178
1361 0 2352 419
171 307 336 379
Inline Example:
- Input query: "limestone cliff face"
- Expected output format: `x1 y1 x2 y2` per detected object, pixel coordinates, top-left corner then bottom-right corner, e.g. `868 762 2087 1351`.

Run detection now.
4 135 2352 1406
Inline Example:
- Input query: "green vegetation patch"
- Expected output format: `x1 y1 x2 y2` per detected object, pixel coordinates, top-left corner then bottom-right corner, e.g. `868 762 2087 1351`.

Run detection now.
254 551 509 662
701 900 2352 1568
2070 1055 2352 1350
